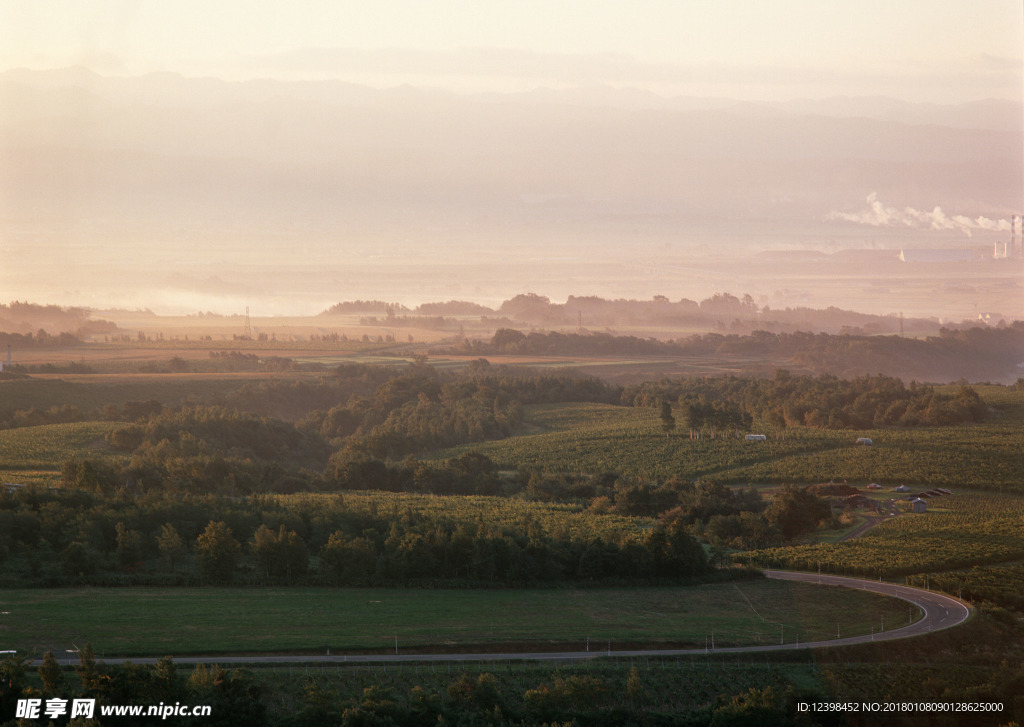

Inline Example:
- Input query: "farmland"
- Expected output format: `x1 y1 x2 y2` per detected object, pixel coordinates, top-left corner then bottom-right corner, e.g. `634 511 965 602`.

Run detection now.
434 387 1024 491
0 422 121 470
742 494 1024 578
2 346 1024 725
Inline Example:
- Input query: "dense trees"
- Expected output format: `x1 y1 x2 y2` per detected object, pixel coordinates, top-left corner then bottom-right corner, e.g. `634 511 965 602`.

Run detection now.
763 485 833 541
102 406 332 495
250 524 309 583
0 455 852 588
76 364 623 497
0 485 724 587
624 371 988 430
4 635 1024 727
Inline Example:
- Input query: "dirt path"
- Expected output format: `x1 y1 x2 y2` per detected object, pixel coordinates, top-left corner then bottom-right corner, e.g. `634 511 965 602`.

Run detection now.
840 516 884 541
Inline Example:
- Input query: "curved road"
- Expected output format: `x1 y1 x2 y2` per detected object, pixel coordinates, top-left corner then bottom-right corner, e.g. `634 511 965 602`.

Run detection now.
42 570 972 667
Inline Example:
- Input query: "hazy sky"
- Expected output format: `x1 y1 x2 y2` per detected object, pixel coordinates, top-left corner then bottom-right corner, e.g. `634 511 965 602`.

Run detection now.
3 2 1023 320
2 0 1022 102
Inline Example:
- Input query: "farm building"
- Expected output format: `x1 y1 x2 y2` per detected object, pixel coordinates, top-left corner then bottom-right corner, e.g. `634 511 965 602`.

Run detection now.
911 498 928 513
745 434 767 442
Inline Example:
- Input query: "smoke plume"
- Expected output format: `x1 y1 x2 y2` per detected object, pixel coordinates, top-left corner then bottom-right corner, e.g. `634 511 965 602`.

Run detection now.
829 193 1010 237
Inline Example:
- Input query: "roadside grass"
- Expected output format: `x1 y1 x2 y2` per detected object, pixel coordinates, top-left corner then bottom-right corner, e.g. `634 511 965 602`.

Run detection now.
0 579 914 658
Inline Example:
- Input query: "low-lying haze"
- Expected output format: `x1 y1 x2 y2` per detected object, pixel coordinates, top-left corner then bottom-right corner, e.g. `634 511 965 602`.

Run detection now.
1 3 1022 322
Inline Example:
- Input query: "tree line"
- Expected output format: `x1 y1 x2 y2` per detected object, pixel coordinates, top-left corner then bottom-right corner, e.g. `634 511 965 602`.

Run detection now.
52 364 620 494
42 452 838 588
461 323 1024 382
0 485 721 588
0 648 853 727
321 291 941 335
624 370 988 430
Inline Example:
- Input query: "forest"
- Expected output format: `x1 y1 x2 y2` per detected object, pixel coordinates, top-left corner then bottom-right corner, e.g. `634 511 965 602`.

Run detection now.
0 486 720 588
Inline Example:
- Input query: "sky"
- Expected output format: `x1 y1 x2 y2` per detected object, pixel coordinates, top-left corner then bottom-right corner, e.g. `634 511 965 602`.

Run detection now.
2 0 1022 102
2 2 1023 320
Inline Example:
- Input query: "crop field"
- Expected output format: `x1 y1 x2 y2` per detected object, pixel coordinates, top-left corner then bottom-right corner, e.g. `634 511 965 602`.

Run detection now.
742 493 1024 579
277 491 654 544
432 402 809 478
0 578 914 657
913 562 1024 611
0 421 120 471
435 392 1024 490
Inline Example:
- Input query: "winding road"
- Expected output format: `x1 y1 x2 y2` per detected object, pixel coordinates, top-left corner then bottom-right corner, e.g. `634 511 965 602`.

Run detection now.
42 570 972 666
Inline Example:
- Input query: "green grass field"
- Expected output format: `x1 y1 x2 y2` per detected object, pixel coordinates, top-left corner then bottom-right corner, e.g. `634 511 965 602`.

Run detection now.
0 579 915 657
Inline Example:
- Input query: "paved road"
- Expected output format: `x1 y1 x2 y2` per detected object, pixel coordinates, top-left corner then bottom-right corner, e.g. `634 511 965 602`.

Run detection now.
757 570 972 649
41 570 972 667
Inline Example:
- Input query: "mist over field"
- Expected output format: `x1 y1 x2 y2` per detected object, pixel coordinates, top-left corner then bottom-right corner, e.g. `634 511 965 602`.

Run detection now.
2 67 1022 321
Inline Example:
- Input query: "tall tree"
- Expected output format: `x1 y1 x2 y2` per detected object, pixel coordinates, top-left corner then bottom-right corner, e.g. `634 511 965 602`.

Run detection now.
194 521 241 584
38 651 64 697
659 401 676 439
156 523 186 571
0 653 28 719
75 644 102 696
115 522 144 569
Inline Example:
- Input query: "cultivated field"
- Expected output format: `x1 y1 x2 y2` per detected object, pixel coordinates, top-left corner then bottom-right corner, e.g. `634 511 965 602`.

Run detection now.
432 388 1024 490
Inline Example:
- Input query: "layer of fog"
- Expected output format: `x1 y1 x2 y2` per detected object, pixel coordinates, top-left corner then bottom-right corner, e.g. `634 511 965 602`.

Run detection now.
1 68 1021 320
